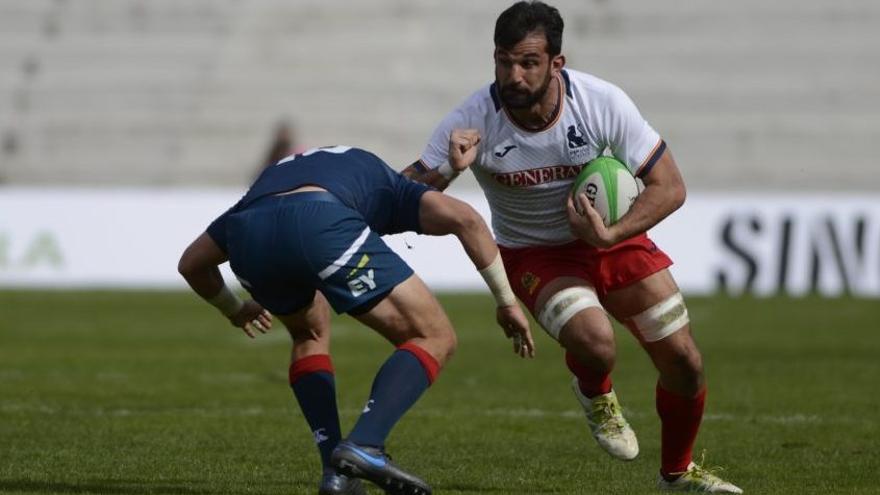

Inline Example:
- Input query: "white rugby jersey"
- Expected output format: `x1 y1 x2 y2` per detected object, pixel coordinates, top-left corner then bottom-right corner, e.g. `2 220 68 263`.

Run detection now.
420 69 665 248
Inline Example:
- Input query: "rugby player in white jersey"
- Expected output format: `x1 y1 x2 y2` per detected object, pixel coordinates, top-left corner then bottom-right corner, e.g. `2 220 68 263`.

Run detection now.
404 2 741 493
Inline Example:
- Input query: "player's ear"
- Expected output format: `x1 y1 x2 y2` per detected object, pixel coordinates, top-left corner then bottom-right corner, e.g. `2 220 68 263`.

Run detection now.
551 54 566 73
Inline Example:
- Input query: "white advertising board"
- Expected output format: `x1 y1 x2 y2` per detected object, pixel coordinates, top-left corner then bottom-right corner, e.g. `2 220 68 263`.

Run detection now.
1 188 879 297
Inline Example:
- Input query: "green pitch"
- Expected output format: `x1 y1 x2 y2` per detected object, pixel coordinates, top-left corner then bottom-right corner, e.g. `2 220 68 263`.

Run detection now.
1 291 878 494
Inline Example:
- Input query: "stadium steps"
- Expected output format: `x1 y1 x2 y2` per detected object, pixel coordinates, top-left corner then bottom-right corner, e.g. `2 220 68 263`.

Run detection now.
0 0 878 189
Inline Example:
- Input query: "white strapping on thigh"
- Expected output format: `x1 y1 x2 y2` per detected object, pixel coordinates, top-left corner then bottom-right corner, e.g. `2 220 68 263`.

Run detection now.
630 292 689 342
536 286 602 340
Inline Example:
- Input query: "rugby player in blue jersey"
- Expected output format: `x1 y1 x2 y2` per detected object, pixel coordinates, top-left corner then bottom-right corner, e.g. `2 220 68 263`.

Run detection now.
178 133 534 495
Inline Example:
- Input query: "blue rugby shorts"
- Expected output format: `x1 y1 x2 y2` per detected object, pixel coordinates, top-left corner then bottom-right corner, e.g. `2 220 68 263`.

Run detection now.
225 192 413 315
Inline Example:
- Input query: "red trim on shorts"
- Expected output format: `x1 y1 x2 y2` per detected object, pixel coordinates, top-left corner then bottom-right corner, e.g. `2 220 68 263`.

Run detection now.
288 354 334 385
398 342 440 384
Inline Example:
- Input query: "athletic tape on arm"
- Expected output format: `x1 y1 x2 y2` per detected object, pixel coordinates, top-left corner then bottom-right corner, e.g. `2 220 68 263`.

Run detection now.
207 285 244 317
478 253 517 307
437 162 459 181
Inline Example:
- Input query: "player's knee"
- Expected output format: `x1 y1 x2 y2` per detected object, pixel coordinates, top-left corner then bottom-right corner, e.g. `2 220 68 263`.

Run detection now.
662 341 704 395
410 316 457 365
562 324 616 372
675 359 704 396
679 346 704 385
439 328 457 363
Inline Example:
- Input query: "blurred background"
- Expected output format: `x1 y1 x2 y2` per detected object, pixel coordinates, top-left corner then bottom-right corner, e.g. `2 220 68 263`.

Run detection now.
1 3 879 494
1 0 879 294
2 0 878 189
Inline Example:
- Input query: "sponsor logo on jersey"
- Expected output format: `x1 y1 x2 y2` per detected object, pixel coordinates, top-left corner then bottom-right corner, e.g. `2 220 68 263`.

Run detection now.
346 254 376 297
521 272 541 295
347 269 376 297
348 253 370 277
493 164 584 187
494 144 517 157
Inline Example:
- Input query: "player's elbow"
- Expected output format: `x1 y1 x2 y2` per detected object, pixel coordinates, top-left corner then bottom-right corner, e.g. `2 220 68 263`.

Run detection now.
456 205 483 235
670 182 686 211
177 247 206 280
177 253 197 279
436 197 483 237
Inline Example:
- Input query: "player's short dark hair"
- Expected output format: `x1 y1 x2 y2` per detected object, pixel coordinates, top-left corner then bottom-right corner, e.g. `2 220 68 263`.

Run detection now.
494 1 564 57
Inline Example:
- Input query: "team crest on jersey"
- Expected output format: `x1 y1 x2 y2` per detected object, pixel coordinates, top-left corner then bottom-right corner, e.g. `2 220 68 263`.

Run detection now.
567 125 587 148
521 272 541 295
566 124 593 162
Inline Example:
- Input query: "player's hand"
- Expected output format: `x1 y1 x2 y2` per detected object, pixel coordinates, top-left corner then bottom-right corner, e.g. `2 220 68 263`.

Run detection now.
229 300 273 338
496 304 535 358
566 193 616 248
448 128 481 172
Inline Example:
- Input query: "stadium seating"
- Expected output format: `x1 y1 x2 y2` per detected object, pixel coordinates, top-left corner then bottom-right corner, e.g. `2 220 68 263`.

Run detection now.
0 0 877 189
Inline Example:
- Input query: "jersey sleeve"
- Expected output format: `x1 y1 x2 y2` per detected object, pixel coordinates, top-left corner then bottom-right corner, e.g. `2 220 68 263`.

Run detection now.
601 84 665 178
419 93 486 169
205 203 239 253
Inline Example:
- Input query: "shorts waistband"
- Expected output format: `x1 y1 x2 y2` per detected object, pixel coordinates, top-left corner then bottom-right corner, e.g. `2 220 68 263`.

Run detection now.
251 191 345 208
276 191 344 205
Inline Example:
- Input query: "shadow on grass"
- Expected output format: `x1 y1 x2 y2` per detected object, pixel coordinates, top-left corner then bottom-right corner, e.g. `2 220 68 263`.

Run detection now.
0 478 308 495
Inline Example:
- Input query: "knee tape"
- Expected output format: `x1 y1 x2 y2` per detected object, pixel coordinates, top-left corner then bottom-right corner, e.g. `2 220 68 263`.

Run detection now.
537 286 602 340
631 292 689 342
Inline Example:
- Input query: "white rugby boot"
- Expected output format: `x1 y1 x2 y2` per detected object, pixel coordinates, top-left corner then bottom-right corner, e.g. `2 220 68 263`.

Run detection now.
571 377 639 460
657 462 743 493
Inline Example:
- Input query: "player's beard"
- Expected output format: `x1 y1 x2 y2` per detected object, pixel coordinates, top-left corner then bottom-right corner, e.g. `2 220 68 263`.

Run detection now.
499 70 553 109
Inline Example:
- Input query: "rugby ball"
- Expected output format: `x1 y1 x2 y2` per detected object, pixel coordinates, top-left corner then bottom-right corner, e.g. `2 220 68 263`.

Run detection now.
571 156 639 226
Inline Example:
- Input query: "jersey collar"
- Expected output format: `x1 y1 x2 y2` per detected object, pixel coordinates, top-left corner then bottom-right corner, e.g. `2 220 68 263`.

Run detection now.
496 72 567 134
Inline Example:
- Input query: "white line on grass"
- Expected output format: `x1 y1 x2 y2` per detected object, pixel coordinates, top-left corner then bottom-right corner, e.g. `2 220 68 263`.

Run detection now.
0 401 857 426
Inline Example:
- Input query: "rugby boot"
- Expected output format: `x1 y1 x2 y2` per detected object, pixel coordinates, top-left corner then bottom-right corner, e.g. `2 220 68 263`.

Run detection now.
318 467 366 495
571 377 639 460
657 462 743 493
331 440 431 495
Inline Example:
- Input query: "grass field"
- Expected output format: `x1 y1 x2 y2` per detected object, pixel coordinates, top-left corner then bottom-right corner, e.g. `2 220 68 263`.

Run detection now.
1 291 878 494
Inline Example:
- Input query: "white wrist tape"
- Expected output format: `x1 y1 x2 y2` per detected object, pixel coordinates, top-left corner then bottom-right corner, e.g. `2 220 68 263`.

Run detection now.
478 253 517 307
207 285 244 317
437 162 459 180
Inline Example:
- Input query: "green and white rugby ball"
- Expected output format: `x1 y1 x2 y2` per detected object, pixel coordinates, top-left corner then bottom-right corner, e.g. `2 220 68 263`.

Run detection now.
571 156 639 226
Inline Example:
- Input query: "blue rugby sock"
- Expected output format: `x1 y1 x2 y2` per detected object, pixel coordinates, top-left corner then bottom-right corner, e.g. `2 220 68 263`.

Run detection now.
289 354 341 468
347 343 439 447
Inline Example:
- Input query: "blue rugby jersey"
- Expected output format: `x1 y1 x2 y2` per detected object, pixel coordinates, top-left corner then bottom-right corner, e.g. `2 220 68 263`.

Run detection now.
206 146 430 252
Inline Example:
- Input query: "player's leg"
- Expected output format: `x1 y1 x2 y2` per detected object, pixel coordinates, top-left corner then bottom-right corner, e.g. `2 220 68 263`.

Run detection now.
533 277 639 461
331 274 453 495
273 292 365 495
347 273 455 447
225 196 366 495
602 269 741 493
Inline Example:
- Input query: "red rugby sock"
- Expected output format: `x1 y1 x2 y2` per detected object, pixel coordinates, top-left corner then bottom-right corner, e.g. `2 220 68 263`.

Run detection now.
565 351 612 398
656 382 706 477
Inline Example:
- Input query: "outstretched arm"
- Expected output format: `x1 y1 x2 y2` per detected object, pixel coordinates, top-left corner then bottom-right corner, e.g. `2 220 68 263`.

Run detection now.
418 191 535 358
402 129 481 191
178 232 272 338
